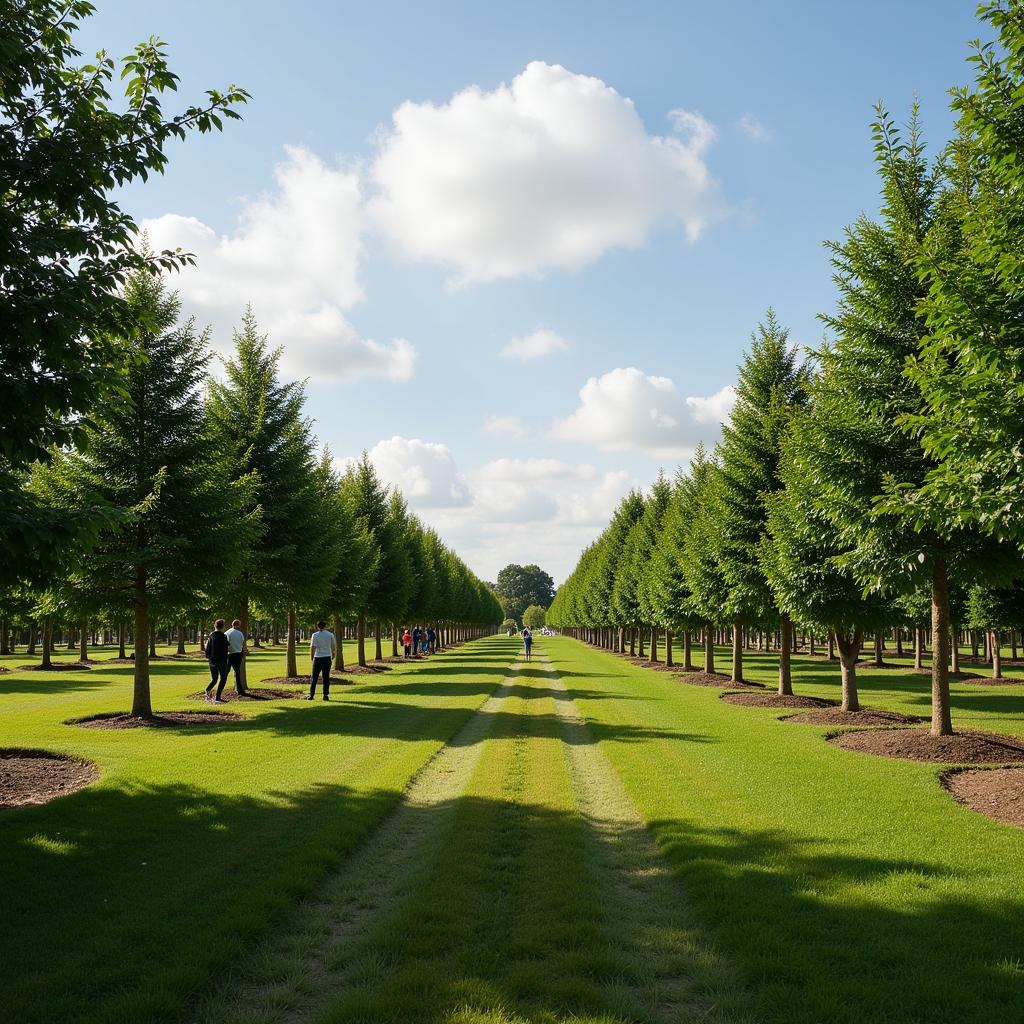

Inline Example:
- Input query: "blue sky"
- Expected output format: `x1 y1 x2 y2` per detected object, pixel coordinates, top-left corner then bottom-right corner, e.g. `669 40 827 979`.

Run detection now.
81 1 979 582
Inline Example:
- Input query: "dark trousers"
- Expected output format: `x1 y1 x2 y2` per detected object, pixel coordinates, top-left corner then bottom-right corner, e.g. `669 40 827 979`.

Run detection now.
228 651 243 689
206 658 228 698
310 656 331 697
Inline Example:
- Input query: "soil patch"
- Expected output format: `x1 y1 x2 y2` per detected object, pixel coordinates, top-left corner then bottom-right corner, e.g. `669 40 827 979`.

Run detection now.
943 767 1024 828
187 687 303 702
22 662 92 672
830 727 1024 763
784 708 922 726
69 710 242 730
721 692 833 709
855 661 901 670
681 671 766 689
958 677 1023 687
1 749 99 809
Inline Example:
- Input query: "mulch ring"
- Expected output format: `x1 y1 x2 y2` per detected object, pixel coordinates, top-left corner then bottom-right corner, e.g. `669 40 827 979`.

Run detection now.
187 686 304 702
22 662 92 672
1 749 99 809
721 692 833 709
68 710 243 730
957 676 1024 687
784 708 922 726
855 661 902 670
681 671 766 689
829 727 1024 763
942 767 1024 828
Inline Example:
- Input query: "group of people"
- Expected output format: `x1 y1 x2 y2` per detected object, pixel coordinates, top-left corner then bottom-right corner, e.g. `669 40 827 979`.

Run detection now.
203 618 338 702
402 625 437 658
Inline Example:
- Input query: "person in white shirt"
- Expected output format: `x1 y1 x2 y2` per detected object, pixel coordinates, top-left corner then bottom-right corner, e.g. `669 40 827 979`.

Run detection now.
224 619 246 693
306 619 337 701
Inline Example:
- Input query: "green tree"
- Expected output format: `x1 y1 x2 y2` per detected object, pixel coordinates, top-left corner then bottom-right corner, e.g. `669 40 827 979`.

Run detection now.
37 270 255 716
494 563 555 622
522 605 546 630
0 0 247 583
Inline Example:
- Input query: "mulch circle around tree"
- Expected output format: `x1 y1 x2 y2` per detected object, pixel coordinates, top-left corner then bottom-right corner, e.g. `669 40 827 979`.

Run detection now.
942 767 1024 828
1 749 99 809
187 687 304 702
68 710 243 729
829 727 1024 763
721 692 833 709
855 661 902 670
783 708 922 726
957 677 1024 687
22 662 92 672
680 672 765 689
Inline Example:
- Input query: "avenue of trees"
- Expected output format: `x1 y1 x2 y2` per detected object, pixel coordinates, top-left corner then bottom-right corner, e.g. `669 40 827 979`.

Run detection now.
0 2 501 717
548 2 1024 738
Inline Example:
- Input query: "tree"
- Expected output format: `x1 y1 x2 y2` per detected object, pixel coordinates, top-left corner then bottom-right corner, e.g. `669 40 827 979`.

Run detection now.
0 0 247 583
522 605 546 630
711 310 809 689
632 472 672 661
501 617 518 634
207 309 331 688
494 564 555 622
37 270 255 716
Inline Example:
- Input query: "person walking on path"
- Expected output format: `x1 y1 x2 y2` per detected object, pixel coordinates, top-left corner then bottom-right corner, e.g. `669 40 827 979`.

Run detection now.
426 626 436 655
225 619 245 693
306 619 336 701
402 628 412 658
523 627 533 662
412 625 421 658
205 619 230 702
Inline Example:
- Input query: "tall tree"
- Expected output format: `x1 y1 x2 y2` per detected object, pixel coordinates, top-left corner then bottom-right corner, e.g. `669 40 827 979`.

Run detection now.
38 270 254 716
494 563 556 622
0 0 247 584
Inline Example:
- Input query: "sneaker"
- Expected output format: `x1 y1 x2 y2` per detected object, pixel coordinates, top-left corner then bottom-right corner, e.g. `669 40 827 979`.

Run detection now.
303 695 314 701
215 698 228 704
323 695 330 701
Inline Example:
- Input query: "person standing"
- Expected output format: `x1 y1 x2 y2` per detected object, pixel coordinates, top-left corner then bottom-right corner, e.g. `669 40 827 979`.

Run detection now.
402 627 412 658
225 618 246 692
205 619 230 702
305 619 336 701
426 625 436 655
412 625 420 658
522 627 533 662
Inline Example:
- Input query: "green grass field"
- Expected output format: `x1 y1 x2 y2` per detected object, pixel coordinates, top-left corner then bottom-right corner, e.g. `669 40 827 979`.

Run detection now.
2 635 1023 1023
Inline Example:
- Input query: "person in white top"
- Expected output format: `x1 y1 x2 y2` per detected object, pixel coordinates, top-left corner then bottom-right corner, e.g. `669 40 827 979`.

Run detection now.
306 619 337 701
224 619 246 693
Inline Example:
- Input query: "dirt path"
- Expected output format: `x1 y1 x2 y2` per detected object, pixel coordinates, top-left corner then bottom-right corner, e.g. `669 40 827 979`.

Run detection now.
191 651 750 1024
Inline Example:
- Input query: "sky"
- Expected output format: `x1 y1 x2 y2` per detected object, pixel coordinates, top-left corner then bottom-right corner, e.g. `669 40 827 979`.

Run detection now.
79 1 980 583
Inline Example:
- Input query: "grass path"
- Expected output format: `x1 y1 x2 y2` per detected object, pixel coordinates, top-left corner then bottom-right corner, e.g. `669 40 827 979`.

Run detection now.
190 653 747 1024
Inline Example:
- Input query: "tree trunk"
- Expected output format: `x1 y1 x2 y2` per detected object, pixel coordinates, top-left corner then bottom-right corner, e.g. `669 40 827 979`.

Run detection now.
649 625 658 663
334 616 346 671
808 631 816 657
950 627 960 675
895 629 904 657
236 596 250 693
991 630 1003 680
175 620 186 655
704 622 715 674
914 628 923 671
131 568 153 718
930 557 953 737
392 624 399 658
873 630 883 668
827 632 835 661
374 620 383 661
665 630 674 667
778 611 792 696
683 630 694 671
357 612 367 667
79 616 89 663
149 621 157 658
0 618 9 656
117 621 126 659
629 628 635 657
835 628 862 712
40 616 53 669
285 608 298 678
731 620 744 683
28 621 37 656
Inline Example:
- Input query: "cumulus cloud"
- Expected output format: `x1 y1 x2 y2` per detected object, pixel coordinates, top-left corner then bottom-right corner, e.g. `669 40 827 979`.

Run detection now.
738 112 771 142
499 327 570 362
363 436 471 507
484 415 528 438
369 61 721 283
550 367 734 457
143 146 413 382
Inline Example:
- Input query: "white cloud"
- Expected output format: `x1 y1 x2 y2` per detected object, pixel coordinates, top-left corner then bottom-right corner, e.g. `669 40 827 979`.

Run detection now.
499 327 570 362
484 415 528 438
144 146 413 382
550 367 733 457
369 61 721 283
364 436 471 507
738 113 770 142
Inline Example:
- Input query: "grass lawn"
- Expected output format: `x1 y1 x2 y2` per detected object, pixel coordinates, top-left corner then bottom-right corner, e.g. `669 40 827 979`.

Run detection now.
548 637 1024 1023
0 637 518 1024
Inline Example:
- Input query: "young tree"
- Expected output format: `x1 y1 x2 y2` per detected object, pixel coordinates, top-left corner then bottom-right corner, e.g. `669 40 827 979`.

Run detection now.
1 1 247 583
38 271 254 716
522 605 546 630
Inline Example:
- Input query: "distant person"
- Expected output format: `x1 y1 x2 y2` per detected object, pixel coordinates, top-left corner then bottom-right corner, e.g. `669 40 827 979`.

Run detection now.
402 627 412 658
426 626 436 654
225 618 245 692
420 628 429 655
412 625 421 658
305 619 336 701
523 627 533 662
204 619 230 702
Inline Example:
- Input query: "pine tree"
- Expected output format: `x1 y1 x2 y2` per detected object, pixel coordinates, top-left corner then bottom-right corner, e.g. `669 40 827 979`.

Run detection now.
40 271 255 716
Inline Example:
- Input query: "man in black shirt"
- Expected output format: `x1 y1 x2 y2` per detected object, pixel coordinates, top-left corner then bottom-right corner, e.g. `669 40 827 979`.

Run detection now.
204 618 230 703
